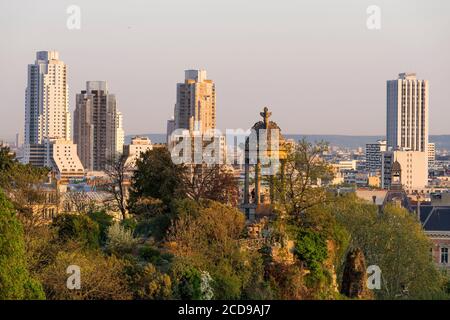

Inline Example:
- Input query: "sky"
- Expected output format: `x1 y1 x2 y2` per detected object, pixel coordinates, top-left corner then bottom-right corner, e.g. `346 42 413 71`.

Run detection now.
0 0 449 141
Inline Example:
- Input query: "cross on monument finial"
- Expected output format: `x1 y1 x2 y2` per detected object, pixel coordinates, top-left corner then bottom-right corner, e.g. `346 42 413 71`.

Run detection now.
260 107 272 127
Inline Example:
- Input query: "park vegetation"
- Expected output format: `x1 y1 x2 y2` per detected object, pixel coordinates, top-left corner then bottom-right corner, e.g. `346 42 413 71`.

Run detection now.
0 143 448 300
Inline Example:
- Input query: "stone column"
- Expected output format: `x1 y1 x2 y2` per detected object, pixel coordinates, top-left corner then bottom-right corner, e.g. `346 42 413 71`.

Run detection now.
255 160 261 205
244 157 250 205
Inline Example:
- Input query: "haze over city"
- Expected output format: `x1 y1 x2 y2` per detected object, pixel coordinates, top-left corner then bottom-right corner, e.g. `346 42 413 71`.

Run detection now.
1 0 450 141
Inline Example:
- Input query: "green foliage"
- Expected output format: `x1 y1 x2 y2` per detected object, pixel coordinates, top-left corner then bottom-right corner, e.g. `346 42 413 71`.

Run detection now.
0 189 45 299
294 229 328 271
40 250 132 300
128 263 172 299
52 214 100 249
121 217 137 232
106 223 137 256
167 200 265 299
334 194 448 299
178 266 203 300
139 244 165 264
88 210 113 244
129 148 186 206
0 145 15 172
272 138 333 216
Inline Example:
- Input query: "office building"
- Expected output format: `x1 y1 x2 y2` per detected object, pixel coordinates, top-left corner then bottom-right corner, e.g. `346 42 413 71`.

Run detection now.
386 73 429 152
365 140 387 172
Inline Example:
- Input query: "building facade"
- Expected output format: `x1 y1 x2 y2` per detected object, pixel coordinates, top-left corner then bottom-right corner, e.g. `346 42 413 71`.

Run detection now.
428 142 436 168
174 70 216 134
365 140 387 173
23 51 84 180
386 73 429 152
123 136 153 167
381 149 428 192
24 51 70 147
166 118 175 144
74 81 124 171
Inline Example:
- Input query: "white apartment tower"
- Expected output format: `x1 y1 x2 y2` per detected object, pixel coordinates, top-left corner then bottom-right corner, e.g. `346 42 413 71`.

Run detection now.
386 73 429 152
174 70 216 134
25 51 71 146
23 51 84 180
74 81 124 171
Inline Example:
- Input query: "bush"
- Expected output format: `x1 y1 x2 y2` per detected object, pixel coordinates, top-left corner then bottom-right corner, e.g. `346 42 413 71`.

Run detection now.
52 214 100 249
88 211 113 244
294 229 328 271
106 223 137 256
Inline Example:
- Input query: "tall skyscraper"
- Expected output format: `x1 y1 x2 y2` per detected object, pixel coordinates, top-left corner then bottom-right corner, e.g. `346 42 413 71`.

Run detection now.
174 70 216 134
23 51 84 181
382 72 430 191
74 81 124 171
24 51 71 146
386 73 429 152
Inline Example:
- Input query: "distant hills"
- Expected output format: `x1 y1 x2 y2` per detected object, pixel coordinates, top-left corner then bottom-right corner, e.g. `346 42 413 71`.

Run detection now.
126 134 450 151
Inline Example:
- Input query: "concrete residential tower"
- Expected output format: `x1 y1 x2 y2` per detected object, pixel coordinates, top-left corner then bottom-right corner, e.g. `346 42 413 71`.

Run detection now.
24 51 70 146
23 51 84 180
74 81 124 171
174 70 216 134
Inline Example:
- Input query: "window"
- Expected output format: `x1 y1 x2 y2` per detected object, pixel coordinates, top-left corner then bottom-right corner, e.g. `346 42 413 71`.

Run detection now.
441 247 448 264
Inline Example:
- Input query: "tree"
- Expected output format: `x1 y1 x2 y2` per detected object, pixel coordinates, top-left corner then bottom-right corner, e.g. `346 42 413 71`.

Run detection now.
0 144 15 173
105 154 130 220
0 189 45 299
129 148 186 207
63 191 94 214
333 194 447 299
52 214 101 249
127 263 172 300
166 200 261 299
40 250 132 300
1 162 52 227
182 164 239 205
272 139 333 217
88 210 113 244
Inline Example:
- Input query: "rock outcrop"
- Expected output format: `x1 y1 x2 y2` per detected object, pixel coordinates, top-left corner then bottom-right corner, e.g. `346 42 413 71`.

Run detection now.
340 248 373 299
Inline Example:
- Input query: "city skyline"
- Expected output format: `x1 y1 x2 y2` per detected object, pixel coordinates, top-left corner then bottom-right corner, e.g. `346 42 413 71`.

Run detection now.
1 0 450 141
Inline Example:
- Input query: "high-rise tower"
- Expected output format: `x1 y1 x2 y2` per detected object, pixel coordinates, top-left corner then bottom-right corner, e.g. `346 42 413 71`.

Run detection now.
386 73 429 152
174 70 216 134
24 51 71 146
23 51 84 180
74 81 124 171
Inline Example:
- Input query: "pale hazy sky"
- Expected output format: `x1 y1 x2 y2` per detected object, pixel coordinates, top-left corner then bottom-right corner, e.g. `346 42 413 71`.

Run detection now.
1 0 449 141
